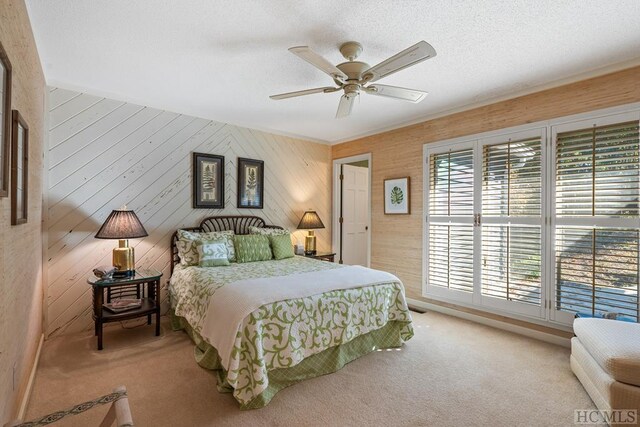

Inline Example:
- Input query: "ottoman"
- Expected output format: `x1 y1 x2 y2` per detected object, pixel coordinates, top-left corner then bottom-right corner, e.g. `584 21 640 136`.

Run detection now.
571 318 640 424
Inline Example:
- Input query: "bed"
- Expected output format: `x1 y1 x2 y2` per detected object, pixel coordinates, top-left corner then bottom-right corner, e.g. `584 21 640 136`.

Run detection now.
168 215 413 409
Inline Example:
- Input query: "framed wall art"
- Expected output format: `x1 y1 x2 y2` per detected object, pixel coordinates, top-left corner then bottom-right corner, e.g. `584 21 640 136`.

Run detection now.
237 157 264 209
0 41 12 198
192 152 225 209
384 177 410 215
11 110 28 225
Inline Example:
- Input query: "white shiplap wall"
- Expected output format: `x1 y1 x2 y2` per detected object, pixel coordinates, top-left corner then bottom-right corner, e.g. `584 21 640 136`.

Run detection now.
46 87 332 337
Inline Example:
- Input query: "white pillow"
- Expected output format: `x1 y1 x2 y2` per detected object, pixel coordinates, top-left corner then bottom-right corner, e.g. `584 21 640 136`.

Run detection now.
176 229 235 265
197 240 230 267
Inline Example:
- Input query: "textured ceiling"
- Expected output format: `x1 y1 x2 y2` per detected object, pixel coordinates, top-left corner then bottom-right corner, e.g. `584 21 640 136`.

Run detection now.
26 0 640 144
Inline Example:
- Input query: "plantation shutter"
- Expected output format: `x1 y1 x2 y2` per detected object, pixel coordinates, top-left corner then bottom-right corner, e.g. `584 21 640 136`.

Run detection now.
481 138 543 305
555 121 640 321
427 148 474 292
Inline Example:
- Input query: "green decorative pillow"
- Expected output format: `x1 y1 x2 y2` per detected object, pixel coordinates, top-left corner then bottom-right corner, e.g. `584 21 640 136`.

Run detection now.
249 226 290 236
196 239 230 267
177 229 236 265
269 234 295 260
234 234 273 263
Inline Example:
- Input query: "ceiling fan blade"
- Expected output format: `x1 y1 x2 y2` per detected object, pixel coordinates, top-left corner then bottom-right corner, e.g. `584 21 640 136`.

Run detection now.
336 94 356 119
270 86 338 100
363 41 436 83
289 46 348 81
365 84 428 103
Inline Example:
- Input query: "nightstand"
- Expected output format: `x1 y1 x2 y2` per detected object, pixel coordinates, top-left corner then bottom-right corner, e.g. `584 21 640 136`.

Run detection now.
305 252 335 262
87 269 162 350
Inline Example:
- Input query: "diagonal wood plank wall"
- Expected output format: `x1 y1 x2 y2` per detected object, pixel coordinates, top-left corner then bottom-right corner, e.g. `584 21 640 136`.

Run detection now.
46 87 332 337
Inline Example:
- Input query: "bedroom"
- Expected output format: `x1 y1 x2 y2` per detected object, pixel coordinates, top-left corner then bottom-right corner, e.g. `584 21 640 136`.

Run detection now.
1 0 640 426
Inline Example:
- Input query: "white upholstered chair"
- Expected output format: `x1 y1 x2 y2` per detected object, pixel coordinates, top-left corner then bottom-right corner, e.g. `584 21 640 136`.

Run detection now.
571 318 640 423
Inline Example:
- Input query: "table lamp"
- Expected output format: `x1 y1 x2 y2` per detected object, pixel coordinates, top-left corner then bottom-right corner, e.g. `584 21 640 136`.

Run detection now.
297 210 325 255
95 207 148 277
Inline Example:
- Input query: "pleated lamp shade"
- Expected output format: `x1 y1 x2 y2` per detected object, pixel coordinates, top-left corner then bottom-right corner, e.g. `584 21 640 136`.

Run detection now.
297 210 325 230
95 209 148 239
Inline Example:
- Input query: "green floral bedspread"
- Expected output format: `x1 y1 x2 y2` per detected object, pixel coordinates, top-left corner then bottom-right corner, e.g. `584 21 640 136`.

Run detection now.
169 256 413 406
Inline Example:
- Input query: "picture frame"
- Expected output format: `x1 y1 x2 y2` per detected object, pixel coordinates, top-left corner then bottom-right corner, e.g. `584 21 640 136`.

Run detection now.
11 110 28 225
192 152 225 209
0 41 12 198
384 177 410 215
237 157 264 209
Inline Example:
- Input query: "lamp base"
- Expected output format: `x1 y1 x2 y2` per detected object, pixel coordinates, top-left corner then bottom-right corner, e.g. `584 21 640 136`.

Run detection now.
304 231 317 256
113 240 135 277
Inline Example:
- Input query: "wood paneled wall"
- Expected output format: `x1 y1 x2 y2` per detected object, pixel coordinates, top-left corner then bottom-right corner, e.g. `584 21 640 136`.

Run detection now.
332 66 640 311
0 1 46 422
46 87 331 337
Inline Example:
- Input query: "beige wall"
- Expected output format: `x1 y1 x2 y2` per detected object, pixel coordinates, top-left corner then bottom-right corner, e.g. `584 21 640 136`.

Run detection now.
332 66 640 330
0 0 46 422
46 87 332 337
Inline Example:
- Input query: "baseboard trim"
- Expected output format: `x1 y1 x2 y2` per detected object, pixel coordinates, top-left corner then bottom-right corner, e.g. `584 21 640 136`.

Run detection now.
407 298 571 348
18 333 44 419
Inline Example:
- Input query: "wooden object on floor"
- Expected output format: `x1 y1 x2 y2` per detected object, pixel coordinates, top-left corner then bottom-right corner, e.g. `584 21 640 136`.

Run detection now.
4 385 133 427
88 269 162 350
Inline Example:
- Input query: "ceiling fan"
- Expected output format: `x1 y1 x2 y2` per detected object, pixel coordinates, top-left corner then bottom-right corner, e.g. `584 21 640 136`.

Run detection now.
270 40 437 118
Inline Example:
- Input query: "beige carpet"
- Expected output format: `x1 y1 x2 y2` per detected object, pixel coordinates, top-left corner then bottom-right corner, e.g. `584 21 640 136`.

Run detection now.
24 311 594 426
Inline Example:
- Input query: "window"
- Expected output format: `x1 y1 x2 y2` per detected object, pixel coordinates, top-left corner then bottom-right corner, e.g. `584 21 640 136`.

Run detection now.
427 148 474 294
424 107 640 325
482 138 542 307
425 130 546 317
554 121 640 321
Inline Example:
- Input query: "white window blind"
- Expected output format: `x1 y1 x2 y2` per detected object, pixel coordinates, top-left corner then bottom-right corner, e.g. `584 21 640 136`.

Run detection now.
555 121 640 320
481 138 543 306
428 148 474 292
430 149 474 216
429 224 474 292
482 138 542 217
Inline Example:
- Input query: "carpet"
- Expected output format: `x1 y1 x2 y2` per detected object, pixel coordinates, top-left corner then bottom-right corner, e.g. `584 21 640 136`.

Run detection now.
24 311 595 426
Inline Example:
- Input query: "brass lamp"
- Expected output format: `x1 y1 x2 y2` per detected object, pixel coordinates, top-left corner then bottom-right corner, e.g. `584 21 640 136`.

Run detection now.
95 208 148 277
297 210 325 255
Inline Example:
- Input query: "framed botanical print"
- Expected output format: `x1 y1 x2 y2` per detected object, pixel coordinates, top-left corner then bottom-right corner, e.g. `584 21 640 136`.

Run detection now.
384 177 410 215
237 158 264 209
192 152 224 209
0 41 12 198
11 110 28 225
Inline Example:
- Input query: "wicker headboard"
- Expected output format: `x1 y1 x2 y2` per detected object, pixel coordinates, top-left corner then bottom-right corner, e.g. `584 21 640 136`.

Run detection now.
170 215 283 274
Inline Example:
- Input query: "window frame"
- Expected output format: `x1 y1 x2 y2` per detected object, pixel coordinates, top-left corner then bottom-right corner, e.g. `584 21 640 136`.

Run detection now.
478 128 547 319
422 102 640 329
549 111 640 324
424 140 476 304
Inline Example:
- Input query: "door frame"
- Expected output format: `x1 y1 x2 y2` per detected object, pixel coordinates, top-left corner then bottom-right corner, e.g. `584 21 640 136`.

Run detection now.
332 153 372 267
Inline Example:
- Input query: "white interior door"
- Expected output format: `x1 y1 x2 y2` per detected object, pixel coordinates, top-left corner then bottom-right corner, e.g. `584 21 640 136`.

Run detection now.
342 164 369 266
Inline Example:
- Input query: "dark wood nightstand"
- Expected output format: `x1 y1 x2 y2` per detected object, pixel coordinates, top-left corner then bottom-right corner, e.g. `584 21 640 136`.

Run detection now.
87 269 162 350
305 252 336 262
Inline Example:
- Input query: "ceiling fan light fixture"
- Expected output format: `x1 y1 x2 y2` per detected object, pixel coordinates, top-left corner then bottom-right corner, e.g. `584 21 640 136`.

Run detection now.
271 40 436 118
